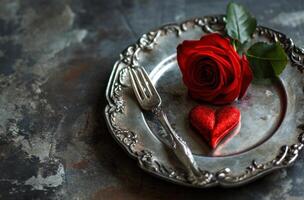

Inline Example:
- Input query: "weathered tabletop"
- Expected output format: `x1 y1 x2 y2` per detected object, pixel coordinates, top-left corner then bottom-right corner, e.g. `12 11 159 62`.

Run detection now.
0 0 304 199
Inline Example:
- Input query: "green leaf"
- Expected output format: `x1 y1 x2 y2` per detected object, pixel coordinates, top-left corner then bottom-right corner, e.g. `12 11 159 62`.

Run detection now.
246 42 288 81
226 2 257 44
234 40 250 55
266 44 288 75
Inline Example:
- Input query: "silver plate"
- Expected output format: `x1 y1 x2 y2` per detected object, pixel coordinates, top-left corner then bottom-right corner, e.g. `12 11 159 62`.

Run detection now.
105 15 304 187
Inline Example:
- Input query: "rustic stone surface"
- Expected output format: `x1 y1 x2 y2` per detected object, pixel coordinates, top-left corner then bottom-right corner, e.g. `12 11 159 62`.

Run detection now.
0 0 304 199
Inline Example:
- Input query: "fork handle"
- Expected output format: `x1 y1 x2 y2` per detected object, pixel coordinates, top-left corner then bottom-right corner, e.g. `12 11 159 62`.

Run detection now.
152 107 201 178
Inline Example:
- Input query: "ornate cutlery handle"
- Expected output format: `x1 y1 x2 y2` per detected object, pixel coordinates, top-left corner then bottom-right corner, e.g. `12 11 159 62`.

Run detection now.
152 106 201 178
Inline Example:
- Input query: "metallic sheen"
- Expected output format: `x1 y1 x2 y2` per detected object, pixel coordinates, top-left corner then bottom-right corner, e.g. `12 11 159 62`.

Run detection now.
128 67 202 182
105 15 304 187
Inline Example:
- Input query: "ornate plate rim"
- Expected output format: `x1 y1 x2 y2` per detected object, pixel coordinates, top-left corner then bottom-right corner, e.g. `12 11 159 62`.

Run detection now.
104 15 304 187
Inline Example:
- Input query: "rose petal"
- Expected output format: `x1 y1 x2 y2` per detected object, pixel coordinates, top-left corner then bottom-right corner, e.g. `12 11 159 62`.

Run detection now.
178 43 228 60
185 54 225 96
200 33 232 50
176 33 253 105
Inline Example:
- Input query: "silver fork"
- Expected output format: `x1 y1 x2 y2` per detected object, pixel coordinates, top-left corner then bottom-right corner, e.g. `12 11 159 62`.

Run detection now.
128 66 202 180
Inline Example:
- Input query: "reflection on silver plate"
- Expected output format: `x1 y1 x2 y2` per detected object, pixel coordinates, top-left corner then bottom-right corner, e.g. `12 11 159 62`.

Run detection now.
105 15 304 187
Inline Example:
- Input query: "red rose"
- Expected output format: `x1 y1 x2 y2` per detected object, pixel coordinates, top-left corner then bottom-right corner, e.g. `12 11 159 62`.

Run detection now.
177 33 253 105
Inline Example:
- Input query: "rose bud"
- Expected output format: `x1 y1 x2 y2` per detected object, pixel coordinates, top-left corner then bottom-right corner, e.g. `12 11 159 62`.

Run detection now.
177 33 253 105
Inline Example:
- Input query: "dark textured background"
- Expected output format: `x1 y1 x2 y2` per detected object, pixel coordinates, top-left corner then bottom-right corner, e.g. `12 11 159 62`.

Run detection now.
0 0 304 199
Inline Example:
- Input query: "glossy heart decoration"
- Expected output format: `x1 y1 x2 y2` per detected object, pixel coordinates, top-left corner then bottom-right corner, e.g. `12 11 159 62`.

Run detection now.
190 105 241 149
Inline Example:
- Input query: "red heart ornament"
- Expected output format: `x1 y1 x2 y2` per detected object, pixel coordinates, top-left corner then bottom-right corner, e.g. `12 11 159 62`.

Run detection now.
189 105 241 149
